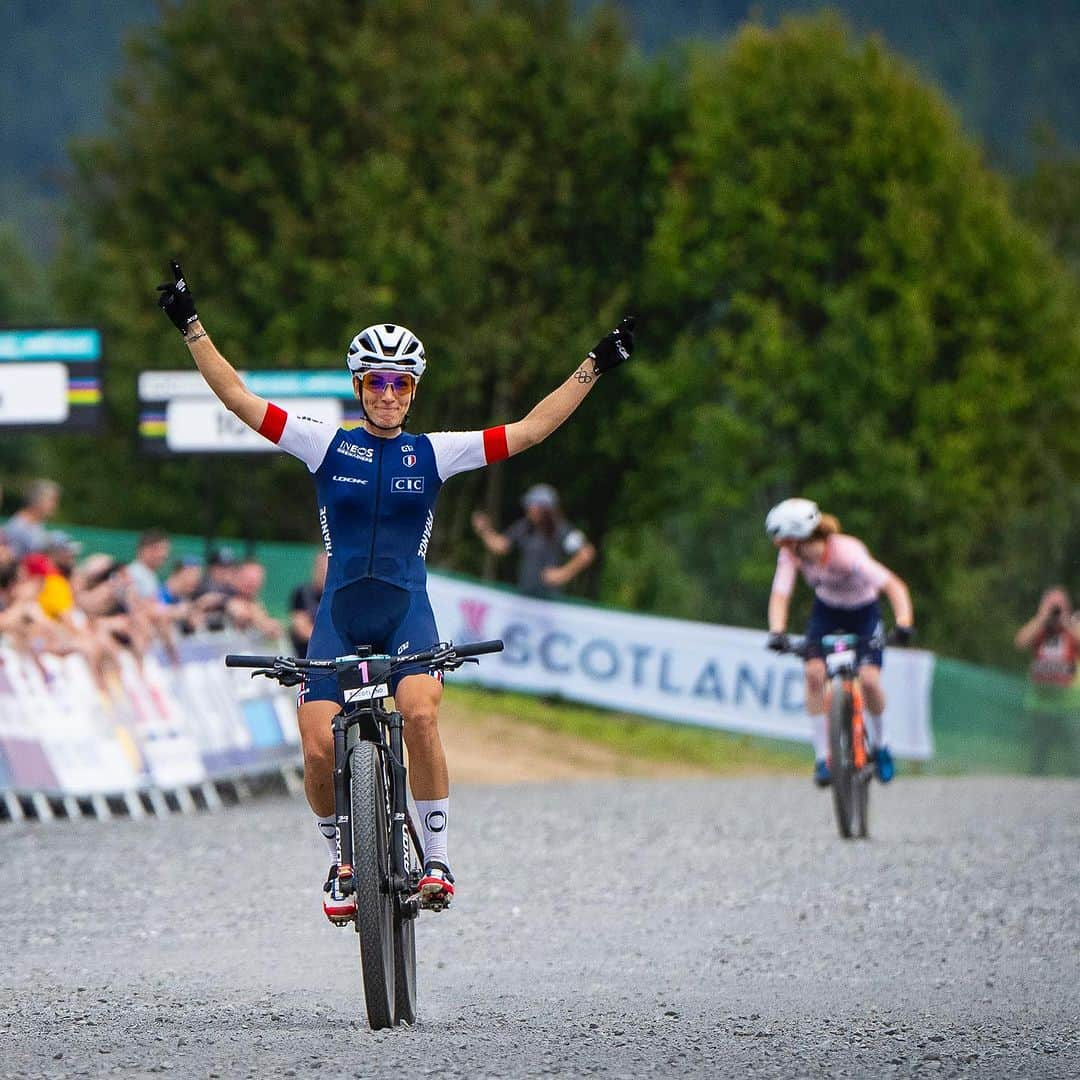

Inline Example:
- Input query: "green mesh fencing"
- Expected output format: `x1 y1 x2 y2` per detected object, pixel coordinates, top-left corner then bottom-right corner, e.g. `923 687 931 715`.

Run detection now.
59 524 319 620
930 657 1080 776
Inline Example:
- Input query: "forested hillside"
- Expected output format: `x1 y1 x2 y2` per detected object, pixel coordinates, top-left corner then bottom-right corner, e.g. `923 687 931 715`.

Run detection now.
3 0 1079 254
14 2 1072 669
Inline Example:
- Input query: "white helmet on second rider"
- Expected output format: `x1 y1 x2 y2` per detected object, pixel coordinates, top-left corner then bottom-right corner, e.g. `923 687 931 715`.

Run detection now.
765 498 821 541
345 324 427 382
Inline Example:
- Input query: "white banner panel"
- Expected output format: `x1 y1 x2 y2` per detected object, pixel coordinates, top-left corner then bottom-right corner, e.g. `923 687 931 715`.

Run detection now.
164 397 343 452
427 575 935 759
0 363 69 423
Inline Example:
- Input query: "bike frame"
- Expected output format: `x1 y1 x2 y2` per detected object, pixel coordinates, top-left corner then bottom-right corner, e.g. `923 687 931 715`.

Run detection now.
224 636 503 909
224 636 503 1029
331 654 422 908
820 634 874 773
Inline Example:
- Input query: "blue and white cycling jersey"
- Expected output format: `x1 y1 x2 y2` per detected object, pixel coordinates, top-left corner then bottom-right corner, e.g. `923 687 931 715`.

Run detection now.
258 402 509 595
258 404 509 696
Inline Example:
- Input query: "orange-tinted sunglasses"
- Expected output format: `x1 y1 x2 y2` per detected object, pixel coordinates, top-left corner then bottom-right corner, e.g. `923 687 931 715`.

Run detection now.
361 371 416 396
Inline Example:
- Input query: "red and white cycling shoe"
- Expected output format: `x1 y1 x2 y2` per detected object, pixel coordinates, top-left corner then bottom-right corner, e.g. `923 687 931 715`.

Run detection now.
323 864 357 925
418 861 455 911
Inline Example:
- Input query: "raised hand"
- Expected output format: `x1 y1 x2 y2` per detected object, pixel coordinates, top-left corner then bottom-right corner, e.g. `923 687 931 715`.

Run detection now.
156 259 199 333
588 316 635 374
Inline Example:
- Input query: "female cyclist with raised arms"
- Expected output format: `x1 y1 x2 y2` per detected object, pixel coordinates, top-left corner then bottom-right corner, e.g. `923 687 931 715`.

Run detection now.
764 498 914 787
157 260 634 922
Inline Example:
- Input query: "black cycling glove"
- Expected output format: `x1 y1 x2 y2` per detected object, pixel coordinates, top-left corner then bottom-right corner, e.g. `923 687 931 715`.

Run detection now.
588 316 635 374
157 259 199 333
888 625 915 646
766 631 790 653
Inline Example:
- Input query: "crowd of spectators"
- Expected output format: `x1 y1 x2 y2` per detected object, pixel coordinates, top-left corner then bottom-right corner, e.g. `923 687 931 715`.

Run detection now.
0 478 283 685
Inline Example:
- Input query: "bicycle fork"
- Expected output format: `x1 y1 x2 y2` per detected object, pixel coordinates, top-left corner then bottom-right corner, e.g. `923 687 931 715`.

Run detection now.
384 710 421 903
850 681 868 771
332 711 356 894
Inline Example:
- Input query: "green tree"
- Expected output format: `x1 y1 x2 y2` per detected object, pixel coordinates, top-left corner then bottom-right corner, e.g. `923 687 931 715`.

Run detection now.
52 0 650 560
1014 127 1080 274
605 15 1080 664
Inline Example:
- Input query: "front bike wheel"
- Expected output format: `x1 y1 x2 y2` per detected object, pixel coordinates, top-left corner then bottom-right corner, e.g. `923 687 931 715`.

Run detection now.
351 740 395 1029
828 679 855 839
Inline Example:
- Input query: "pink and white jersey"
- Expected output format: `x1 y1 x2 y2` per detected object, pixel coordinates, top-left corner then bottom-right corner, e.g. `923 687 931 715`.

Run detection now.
771 534 891 609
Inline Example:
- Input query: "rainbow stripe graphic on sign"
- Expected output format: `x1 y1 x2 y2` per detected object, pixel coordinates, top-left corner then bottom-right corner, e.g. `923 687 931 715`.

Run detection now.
68 377 102 406
139 411 168 440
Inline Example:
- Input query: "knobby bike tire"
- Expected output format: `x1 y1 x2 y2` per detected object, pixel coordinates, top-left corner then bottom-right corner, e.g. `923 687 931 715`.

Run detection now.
351 740 396 1029
828 678 855 839
393 815 420 1026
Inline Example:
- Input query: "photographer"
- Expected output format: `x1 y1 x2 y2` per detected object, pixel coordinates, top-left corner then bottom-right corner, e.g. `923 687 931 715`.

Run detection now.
1015 587 1079 774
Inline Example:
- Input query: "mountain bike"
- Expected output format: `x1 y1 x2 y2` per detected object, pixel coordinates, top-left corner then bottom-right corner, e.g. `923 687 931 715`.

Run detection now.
781 633 876 840
225 638 504 1029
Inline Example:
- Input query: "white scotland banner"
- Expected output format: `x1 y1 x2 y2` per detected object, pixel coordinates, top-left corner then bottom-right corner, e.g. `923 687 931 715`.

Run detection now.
427 574 935 759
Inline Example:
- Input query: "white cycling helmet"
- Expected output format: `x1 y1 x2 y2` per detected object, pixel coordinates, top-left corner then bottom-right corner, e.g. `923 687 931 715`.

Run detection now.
346 324 427 381
765 498 821 541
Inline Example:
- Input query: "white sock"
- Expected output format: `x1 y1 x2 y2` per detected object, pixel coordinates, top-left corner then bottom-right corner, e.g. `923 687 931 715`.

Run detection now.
810 714 828 760
867 712 886 749
415 798 449 869
316 814 338 861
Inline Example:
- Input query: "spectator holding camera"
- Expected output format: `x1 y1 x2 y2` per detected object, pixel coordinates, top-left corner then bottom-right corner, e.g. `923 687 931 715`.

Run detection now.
1015 587 1079 774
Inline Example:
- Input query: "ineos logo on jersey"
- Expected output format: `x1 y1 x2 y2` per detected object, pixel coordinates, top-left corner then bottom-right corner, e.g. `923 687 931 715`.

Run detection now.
331 474 368 485
402 453 417 467
336 442 374 463
392 477 424 493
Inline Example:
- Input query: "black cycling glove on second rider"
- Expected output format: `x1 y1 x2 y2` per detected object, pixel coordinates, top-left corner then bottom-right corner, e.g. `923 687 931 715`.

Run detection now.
157 259 200 333
588 316 635 375
766 631 790 653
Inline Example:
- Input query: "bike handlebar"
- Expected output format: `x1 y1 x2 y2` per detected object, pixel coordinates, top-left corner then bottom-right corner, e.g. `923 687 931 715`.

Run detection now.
225 654 282 668
451 639 505 658
224 638 505 679
771 632 881 659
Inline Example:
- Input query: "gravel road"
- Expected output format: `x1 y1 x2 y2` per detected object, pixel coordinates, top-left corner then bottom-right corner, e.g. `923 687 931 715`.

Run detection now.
2 776 1078 1079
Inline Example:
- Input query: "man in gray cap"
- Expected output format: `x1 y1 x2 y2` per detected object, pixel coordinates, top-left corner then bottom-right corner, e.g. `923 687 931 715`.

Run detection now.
5 479 61 556
472 483 595 599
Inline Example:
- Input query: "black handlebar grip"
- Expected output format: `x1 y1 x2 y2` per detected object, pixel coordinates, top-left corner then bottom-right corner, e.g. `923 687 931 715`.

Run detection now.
454 639 505 658
224 654 281 668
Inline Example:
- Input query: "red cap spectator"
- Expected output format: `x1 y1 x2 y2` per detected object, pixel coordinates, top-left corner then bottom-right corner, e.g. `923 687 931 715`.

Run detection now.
22 553 58 577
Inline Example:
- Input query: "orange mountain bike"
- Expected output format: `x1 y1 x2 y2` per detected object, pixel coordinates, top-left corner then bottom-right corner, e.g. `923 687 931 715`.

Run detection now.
787 632 874 839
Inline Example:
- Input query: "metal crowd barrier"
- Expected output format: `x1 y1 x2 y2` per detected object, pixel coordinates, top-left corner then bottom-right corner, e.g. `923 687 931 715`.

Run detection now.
0 633 301 823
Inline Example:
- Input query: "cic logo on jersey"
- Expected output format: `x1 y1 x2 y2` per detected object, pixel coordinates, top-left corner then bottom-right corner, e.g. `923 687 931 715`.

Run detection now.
392 477 424 493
